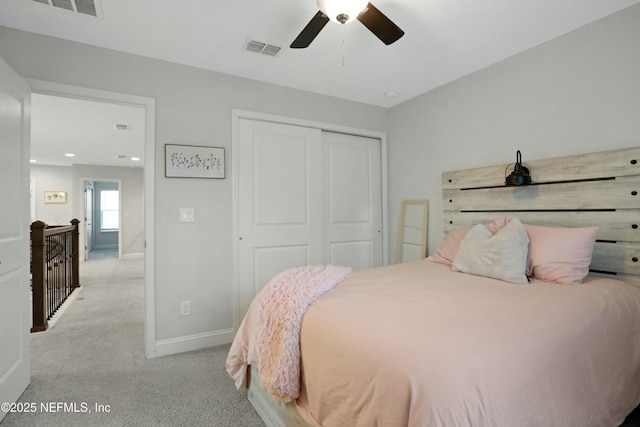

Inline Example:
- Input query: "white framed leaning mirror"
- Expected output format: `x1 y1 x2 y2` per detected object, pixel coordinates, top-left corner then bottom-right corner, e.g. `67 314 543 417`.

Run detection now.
396 199 429 263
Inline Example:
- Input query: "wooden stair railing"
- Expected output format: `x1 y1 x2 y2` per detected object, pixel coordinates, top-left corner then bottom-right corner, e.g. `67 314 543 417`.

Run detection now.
30 219 81 332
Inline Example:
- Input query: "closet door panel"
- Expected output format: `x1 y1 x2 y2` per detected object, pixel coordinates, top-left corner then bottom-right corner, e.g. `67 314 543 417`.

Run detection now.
238 119 323 317
253 135 308 225
323 132 383 270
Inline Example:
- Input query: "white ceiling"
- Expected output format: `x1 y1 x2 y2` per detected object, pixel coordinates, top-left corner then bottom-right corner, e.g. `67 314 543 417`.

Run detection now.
30 93 145 167
2 0 639 107
1 0 638 167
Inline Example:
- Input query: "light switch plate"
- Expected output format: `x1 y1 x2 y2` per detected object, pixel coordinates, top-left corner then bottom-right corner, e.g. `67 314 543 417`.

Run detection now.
179 207 195 222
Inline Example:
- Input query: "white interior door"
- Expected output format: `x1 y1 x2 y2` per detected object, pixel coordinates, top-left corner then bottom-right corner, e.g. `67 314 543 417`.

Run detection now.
323 132 383 269
0 56 31 422
237 119 323 316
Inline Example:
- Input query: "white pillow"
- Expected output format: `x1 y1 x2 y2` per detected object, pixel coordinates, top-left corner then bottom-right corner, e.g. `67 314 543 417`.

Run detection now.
452 218 529 284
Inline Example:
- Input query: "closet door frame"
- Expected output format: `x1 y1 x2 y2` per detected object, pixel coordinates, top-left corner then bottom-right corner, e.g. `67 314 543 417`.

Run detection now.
231 109 388 329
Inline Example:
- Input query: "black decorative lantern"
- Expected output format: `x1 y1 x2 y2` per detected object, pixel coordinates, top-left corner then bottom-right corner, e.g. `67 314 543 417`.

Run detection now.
505 150 532 186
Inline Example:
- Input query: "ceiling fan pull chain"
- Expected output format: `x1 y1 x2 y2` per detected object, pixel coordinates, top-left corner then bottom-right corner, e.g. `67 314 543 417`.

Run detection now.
342 25 346 67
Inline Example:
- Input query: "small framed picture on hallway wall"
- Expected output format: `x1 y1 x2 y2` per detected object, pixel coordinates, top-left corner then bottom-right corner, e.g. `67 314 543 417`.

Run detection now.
44 191 67 204
165 144 225 179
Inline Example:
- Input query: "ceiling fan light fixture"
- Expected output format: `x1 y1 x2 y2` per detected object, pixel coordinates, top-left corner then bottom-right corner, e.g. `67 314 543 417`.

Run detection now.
317 0 368 24
291 0 403 48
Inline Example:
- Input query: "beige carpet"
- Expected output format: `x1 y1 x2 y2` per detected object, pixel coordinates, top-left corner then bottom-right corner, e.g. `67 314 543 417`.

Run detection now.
1 256 264 427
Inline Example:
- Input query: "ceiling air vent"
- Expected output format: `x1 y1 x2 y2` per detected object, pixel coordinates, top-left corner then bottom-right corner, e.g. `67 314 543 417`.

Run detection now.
32 0 99 18
114 124 129 131
262 45 281 57
245 40 281 57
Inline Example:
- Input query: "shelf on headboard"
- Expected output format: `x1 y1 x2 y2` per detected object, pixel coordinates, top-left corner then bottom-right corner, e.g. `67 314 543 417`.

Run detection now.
442 146 640 286
444 147 639 189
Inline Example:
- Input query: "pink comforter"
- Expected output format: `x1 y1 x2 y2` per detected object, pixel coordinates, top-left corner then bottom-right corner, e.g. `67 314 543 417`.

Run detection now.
256 265 352 403
227 260 640 427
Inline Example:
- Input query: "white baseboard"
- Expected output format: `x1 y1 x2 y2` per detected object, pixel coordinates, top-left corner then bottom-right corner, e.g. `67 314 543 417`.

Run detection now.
154 329 235 358
122 253 144 259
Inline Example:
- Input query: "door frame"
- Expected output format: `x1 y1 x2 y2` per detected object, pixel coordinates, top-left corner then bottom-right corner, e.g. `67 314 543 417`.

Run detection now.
28 79 157 358
231 109 388 329
83 180 94 261
82 178 122 260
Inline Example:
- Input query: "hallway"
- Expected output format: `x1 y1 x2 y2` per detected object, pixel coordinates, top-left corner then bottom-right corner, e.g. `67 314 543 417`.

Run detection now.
87 248 119 261
2 256 261 426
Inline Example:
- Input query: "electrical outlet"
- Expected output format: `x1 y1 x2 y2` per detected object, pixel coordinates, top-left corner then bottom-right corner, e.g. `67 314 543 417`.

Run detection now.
180 301 191 316
179 207 195 222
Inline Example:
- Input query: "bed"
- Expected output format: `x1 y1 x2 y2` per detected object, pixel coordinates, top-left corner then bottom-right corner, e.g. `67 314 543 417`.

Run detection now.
226 147 640 427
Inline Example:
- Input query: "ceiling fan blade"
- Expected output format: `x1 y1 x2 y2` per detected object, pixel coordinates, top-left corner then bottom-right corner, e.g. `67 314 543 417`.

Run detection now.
290 11 330 48
357 2 404 45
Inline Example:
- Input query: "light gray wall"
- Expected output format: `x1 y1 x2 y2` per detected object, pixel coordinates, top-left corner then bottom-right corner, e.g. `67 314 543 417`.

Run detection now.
30 163 144 257
30 165 73 226
0 26 388 345
387 4 640 260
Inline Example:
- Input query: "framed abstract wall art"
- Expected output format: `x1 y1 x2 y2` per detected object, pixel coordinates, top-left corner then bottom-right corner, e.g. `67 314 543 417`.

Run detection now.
165 144 225 179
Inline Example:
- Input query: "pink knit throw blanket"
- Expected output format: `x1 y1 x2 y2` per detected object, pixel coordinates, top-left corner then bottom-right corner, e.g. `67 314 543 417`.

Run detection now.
257 264 352 403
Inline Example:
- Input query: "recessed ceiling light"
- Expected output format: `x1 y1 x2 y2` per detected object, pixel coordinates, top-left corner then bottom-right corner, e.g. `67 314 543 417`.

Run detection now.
30 159 37 163
385 91 398 98
131 157 140 162
65 153 75 157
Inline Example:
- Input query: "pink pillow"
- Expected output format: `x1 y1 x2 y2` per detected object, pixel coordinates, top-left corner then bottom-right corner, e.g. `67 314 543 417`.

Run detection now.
427 227 469 265
524 224 599 284
486 215 508 234
426 216 509 266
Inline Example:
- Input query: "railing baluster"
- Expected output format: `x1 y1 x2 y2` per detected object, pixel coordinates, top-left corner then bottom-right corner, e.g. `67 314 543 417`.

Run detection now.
71 218 80 289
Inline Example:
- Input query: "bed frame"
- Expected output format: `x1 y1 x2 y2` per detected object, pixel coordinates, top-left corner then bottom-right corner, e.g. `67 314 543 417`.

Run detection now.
247 365 310 427
443 146 640 287
246 146 640 426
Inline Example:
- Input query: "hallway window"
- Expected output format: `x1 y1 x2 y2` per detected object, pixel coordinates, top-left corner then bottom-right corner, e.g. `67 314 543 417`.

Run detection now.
100 190 119 230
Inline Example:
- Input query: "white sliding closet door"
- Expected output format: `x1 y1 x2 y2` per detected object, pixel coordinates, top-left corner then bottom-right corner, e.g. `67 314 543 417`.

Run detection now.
323 131 382 269
237 119 324 316
237 119 383 318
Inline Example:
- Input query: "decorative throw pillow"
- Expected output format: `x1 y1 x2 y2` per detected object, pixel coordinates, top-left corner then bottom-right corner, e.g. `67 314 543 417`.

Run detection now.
426 216 509 265
452 218 529 284
426 227 470 265
524 224 599 284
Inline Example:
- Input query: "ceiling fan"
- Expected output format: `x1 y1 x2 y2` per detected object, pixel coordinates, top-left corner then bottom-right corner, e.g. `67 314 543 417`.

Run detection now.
291 0 404 49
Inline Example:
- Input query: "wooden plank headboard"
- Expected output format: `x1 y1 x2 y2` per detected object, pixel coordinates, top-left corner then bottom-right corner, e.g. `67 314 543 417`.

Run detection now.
442 147 640 286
